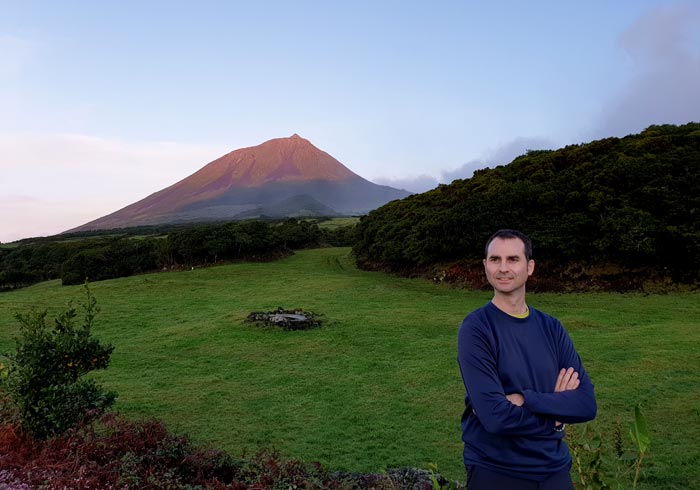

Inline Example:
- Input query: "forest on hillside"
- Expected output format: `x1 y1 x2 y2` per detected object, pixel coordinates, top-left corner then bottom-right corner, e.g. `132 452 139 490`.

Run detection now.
0 219 354 291
353 123 700 291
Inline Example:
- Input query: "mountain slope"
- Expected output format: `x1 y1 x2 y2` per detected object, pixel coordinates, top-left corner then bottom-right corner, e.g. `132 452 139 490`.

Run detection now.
234 194 341 219
70 135 410 231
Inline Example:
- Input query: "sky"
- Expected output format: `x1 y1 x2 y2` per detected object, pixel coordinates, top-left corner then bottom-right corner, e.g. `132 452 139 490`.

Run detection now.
1 1 699 243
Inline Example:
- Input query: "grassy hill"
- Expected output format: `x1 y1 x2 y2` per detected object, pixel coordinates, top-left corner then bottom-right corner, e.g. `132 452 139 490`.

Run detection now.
0 248 698 488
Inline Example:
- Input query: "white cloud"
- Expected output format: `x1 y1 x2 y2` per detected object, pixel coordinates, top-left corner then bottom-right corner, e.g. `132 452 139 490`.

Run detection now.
440 159 486 185
373 174 439 193
444 137 554 183
374 136 554 193
597 2 700 137
0 133 228 242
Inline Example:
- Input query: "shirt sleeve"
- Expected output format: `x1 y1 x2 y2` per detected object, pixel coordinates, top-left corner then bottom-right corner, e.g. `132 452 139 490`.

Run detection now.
521 322 597 424
458 317 555 436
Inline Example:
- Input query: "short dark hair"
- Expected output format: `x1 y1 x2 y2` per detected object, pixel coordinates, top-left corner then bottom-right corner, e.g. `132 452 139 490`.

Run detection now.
484 229 533 261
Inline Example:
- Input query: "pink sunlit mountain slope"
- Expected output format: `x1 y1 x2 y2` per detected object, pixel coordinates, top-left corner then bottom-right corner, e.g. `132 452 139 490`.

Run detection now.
69 134 411 231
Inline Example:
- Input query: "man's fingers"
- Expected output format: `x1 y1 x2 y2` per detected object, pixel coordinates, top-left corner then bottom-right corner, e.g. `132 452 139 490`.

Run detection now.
561 367 575 389
555 367 580 392
555 368 566 392
567 371 579 389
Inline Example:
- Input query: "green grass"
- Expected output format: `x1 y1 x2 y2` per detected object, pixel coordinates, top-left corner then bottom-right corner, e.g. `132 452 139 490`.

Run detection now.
0 247 698 489
314 216 361 229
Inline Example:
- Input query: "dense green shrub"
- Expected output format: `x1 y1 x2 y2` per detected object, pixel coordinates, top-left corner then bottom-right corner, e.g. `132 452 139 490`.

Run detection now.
163 220 289 265
1 218 332 290
276 218 323 249
0 284 116 439
0 241 96 290
60 238 160 285
320 224 357 247
353 123 700 290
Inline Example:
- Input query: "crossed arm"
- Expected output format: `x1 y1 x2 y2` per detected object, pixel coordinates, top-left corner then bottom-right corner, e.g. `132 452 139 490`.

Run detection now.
458 320 596 435
507 367 579 405
506 367 580 426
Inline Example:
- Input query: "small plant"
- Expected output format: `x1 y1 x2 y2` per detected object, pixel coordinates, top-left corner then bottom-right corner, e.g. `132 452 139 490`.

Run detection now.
0 283 116 439
568 423 611 490
567 405 651 490
428 463 464 490
628 405 650 490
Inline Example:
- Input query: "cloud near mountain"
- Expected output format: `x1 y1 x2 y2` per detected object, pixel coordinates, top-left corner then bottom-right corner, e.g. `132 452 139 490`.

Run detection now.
376 136 555 193
596 3 700 138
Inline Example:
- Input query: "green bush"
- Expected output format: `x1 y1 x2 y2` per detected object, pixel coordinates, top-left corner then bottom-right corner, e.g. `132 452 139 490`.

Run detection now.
352 122 700 290
0 284 116 439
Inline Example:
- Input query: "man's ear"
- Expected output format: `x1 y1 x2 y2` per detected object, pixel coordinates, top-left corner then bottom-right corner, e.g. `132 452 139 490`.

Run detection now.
527 259 535 276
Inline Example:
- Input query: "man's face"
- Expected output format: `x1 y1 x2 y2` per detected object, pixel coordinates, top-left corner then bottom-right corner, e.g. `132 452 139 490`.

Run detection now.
483 237 535 295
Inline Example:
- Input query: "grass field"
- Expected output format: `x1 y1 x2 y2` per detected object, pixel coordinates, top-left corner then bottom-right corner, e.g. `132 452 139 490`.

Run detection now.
0 247 698 488
314 216 361 229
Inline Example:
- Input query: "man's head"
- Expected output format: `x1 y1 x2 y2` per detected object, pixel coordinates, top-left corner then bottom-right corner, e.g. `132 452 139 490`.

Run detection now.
483 229 535 295
484 229 533 261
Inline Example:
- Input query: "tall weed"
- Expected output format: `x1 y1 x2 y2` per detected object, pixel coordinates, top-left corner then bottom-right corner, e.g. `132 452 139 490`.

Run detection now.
568 405 650 490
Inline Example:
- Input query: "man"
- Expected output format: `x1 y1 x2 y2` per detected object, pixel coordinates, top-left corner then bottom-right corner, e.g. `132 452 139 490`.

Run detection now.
457 229 596 489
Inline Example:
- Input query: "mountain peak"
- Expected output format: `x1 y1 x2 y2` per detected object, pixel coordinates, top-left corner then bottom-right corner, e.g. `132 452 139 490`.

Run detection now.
68 135 411 232
220 134 357 185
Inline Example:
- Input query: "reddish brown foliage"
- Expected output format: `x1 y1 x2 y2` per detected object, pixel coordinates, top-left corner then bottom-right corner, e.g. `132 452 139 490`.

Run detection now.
0 414 450 489
0 414 240 489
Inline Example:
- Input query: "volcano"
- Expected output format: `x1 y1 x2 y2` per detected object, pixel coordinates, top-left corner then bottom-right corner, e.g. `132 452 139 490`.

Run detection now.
70 134 411 231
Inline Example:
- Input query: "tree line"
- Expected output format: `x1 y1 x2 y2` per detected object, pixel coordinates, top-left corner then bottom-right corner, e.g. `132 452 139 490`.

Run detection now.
353 123 700 291
0 218 356 290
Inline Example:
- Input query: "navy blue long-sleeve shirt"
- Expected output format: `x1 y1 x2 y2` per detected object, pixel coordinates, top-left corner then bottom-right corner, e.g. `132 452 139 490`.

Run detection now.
457 301 596 480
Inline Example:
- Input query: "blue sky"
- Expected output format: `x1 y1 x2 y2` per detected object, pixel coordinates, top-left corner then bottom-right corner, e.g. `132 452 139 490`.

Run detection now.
2 1 699 242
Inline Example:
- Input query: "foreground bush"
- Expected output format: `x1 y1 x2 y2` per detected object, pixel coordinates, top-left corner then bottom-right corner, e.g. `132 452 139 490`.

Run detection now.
0 284 115 439
0 414 454 489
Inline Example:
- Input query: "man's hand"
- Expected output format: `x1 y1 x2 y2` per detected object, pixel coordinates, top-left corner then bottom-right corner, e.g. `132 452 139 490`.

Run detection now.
555 367 579 392
506 393 524 406
554 367 579 426
505 368 580 412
